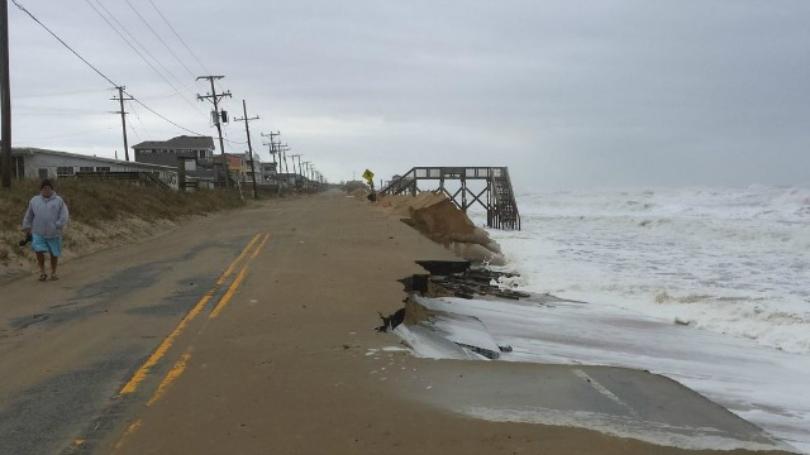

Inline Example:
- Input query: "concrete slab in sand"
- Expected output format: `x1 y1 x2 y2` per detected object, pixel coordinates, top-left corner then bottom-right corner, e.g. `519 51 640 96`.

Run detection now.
393 359 790 453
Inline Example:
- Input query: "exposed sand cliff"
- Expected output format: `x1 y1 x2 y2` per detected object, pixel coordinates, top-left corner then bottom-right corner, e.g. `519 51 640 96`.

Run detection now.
375 192 506 265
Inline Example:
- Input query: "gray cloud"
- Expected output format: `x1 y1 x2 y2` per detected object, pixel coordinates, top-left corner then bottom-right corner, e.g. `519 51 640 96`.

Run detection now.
7 0 810 189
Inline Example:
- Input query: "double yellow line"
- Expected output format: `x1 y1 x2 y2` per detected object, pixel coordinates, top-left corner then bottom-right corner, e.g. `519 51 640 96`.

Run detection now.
119 232 270 396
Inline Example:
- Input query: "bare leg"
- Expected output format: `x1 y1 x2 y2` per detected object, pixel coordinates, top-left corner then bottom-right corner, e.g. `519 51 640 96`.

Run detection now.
36 252 45 275
50 255 59 277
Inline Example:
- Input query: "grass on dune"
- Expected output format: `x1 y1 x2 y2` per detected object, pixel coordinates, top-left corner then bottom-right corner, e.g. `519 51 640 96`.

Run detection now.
0 178 245 261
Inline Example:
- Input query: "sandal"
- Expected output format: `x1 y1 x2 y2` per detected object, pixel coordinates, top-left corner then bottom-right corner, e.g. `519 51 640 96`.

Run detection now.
38 273 48 282
50 274 59 281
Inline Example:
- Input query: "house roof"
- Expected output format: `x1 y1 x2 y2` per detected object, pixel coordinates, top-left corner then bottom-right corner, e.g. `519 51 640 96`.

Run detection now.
132 135 215 151
11 147 177 170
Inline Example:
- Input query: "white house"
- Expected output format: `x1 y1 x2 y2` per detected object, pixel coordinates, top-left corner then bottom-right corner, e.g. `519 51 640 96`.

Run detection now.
10 147 179 189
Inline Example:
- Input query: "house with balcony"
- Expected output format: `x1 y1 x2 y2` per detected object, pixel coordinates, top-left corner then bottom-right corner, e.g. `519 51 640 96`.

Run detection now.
133 136 218 187
132 135 215 166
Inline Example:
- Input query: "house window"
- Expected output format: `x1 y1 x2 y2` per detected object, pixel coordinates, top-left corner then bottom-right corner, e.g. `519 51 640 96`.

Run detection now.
198 150 206 159
96 166 111 173
56 166 74 177
79 166 94 172
38 168 48 179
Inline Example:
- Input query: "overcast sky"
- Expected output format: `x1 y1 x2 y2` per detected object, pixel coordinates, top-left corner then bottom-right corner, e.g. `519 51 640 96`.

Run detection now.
7 0 810 190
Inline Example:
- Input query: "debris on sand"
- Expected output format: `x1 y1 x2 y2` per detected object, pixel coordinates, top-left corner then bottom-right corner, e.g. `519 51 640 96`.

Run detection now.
378 260 519 360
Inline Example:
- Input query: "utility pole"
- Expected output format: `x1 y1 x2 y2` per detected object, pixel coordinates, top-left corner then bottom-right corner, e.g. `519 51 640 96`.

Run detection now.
234 99 259 199
196 75 232 186
290 154 301 176
261 131 281 174
278 143 290 174
111 86 134 161
1 0 12 188
262 141 276 164
261 131 280 167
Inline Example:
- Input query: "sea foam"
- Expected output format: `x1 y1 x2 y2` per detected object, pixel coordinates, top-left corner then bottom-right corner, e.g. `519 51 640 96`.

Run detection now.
480 185 810 354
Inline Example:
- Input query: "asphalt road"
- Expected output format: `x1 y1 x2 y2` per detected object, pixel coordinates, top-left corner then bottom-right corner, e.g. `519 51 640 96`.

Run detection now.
0 192 794 455
0 195 281 455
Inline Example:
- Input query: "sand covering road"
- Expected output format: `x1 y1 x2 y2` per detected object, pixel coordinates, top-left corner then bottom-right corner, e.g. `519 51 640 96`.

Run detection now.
0 180 244 282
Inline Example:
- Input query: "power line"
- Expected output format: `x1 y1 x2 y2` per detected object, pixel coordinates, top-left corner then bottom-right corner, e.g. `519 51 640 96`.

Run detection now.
11 0 119 87
127 119 142 142
123 0 196 79
146 0 209 74
83 0 203 117
11 0 206 137
92 0 190 93
128 95 205 136
128 101 153 138
83 0 163 84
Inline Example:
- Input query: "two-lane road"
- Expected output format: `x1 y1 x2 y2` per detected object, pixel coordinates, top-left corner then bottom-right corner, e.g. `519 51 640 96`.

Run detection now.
0 198 287 454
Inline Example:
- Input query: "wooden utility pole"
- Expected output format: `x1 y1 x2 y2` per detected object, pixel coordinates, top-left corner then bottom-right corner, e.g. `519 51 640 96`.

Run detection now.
278 143 290 174
234 99 259 199
263 141 276 164
260 131 280 167
111 86 134 161
295 155 303 178
196 75 232 186
1 0 11 188
290 154 301 176
280 149 287 174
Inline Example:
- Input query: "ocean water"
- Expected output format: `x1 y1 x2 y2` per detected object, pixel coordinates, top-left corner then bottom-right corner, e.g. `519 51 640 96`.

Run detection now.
486 185 810 354
401 293 810 452
448 185 810 451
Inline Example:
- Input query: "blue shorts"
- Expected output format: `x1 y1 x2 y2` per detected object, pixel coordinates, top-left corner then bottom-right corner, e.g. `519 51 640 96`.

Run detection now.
31 234 62 257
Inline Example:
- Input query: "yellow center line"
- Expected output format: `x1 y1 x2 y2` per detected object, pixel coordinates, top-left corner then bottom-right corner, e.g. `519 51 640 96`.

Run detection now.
119 232 263 396
209 265 249 319
146 350 192 407
209 232 270 319
217 233 262 285
112 418 142 452
108 232 271 451
250 233 271 259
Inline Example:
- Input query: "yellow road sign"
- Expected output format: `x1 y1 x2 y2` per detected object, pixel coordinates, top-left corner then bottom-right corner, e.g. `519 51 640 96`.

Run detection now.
362 169 375 183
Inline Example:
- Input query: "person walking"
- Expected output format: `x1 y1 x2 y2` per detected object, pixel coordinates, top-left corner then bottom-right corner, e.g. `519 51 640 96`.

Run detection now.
21 179 69 281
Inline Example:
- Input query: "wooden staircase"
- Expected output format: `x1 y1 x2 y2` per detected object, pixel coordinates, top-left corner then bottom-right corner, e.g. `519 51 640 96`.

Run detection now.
380 166 520 230
489 167 521 230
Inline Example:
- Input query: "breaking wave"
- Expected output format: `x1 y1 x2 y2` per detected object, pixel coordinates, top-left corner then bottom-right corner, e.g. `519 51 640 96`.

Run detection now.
480 185 810 354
